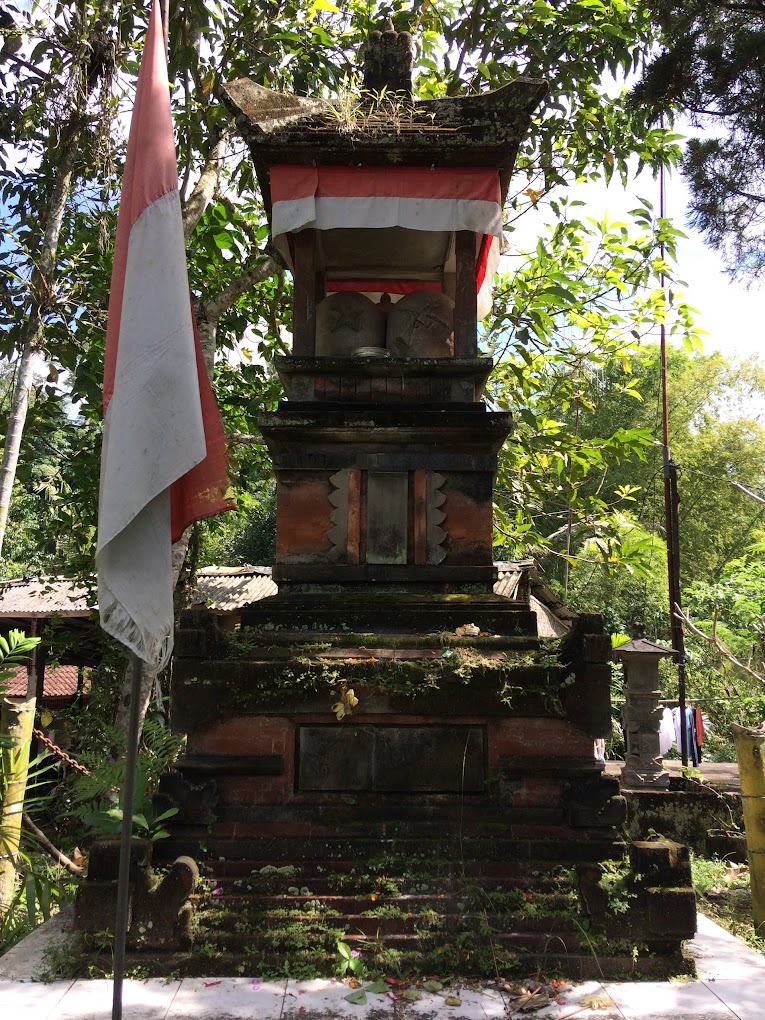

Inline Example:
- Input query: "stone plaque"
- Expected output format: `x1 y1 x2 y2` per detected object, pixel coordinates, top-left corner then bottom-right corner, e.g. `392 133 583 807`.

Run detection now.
298 726 375 791
366 471 408 564
298 725 485 792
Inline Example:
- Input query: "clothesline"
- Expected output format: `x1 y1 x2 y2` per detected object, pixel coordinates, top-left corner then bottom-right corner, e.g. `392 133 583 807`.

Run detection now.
613 696 762 705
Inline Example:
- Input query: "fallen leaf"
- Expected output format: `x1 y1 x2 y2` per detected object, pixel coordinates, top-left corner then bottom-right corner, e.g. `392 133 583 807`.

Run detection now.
366 980 389 994
344 989 368 1005
445 997 462 1007
386 991 400 1001
580 993 613 1009
385 976 405 986
423 980 443 992
509 989 551 1013
403 989 422 1002
347 978 360 988
203 980 221 988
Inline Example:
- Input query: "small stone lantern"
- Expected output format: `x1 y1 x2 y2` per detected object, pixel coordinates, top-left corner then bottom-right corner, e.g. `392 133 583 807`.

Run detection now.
613 630 676 789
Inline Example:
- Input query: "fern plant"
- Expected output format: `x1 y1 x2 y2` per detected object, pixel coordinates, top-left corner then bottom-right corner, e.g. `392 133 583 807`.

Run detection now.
68 717 185 840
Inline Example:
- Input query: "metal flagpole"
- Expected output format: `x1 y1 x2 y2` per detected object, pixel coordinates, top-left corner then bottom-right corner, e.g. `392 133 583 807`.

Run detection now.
658 146 689 768
111 652 144 1020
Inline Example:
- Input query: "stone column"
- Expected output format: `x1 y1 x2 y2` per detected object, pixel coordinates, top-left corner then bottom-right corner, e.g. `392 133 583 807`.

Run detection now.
613 635 675 789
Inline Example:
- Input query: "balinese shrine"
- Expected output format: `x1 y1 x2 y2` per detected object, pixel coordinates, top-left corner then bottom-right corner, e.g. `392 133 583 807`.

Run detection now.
76 26 697 978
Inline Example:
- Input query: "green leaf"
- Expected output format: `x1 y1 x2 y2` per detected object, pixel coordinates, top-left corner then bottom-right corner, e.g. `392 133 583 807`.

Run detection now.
344 989 368 1005
366 980 389 994
403 989 423 1001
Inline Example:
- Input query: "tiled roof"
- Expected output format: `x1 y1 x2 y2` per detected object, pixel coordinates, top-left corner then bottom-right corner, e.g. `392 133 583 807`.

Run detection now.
0 577 92 618
5 664 90 698
192 566 278 612
495 560 574 638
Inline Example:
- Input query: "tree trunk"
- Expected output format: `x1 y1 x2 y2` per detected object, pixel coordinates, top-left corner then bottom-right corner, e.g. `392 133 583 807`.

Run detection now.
0 110 84 558
0 347 38 556
0 697 35 920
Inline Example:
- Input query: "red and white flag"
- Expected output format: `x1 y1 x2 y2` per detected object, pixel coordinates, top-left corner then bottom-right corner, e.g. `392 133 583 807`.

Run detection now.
97 0 232 670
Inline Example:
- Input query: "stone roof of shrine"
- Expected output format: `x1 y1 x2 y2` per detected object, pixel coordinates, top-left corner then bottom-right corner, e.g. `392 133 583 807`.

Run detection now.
222 78 547 172
222 75 547 230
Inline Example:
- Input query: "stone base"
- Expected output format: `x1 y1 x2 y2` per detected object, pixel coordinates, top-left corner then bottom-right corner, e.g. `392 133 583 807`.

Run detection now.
621 767 671 789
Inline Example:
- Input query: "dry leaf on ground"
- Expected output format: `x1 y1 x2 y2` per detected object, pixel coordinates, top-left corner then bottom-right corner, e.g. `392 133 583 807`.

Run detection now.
579 993 614 1009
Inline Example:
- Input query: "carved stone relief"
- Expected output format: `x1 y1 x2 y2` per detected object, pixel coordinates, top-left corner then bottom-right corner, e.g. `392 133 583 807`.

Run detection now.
386 291 455 358
316 292 385 356
426 471 447 564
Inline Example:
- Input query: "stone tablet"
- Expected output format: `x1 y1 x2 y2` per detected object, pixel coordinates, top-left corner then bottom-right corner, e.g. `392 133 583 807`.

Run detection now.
386 290 455 358
316 292 385 356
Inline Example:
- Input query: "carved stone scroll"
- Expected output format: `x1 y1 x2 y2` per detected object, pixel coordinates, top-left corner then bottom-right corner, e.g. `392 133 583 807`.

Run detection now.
426 472 447 565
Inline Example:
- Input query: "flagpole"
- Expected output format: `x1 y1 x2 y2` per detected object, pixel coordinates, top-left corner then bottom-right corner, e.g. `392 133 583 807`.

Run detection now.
111 652 144 1020
160 0 169 43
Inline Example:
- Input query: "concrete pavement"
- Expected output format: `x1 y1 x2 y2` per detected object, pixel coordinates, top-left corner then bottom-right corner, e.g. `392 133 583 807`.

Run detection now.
1 910 764 1018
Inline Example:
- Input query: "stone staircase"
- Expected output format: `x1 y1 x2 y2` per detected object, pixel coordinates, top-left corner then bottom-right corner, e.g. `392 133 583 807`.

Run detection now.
130 818 695 981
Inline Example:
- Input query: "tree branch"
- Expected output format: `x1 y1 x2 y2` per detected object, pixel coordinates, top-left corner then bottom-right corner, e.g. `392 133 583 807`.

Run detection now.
22 814 84 876
181 132 228 240
201 254 280 322
675 603 765 686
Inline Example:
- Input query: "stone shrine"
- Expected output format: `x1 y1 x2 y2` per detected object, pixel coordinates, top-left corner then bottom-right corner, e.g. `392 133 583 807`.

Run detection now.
77 26 698 979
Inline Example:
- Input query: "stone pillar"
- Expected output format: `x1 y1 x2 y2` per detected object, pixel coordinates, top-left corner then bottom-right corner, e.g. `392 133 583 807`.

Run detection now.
613 635 675 789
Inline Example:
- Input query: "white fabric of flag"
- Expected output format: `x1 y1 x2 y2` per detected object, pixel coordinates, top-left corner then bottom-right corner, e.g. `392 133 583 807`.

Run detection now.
97 1 212 671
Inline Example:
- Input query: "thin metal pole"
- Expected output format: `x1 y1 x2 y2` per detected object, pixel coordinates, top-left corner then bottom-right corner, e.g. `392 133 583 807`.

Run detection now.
111 652 144 1020
657 145 689 767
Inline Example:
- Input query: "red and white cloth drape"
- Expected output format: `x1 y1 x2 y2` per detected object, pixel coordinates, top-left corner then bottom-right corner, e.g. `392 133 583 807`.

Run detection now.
270 165 502 318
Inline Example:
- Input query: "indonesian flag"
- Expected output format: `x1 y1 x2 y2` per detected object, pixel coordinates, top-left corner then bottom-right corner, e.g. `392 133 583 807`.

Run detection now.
97 0 232 671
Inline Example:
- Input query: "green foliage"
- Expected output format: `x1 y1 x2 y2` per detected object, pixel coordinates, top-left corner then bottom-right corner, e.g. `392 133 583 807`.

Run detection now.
691 854 764 954
67 717 184 840
633 0 765 278
488 202 701 559
336 938 365 978
0 629 41 707
198 484 277 567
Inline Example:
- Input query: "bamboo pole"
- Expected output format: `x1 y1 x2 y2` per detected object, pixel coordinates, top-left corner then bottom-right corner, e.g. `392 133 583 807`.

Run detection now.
731 723 765 932
0 697 36 919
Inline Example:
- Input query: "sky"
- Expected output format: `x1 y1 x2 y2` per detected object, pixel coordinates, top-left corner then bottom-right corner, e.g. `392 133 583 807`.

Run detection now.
575 168 763 363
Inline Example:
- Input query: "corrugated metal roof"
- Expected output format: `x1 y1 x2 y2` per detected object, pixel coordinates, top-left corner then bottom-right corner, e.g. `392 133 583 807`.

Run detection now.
192 566 278 612
0 563 573 634
0 577 92 618
5 664 91 697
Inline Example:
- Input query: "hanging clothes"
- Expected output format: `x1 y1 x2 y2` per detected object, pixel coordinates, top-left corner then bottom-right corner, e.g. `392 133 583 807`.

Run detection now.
672 706 701 766
659 706 675 755
694 707 705 762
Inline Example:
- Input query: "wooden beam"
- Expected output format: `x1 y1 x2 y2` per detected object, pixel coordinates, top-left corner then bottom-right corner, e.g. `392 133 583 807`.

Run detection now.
453 230 477 358
292 229 317 356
